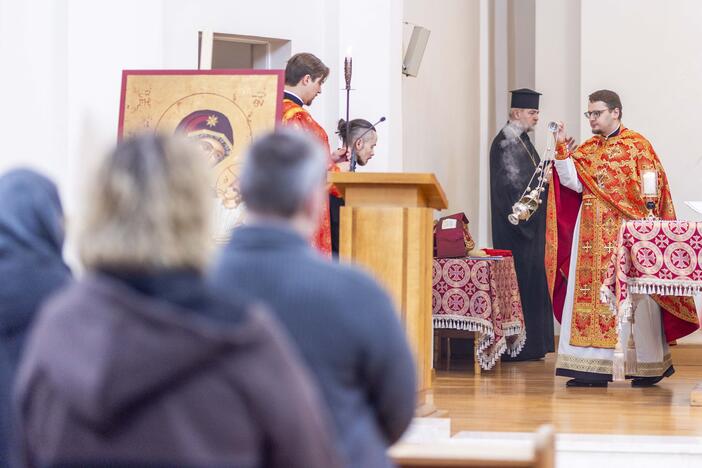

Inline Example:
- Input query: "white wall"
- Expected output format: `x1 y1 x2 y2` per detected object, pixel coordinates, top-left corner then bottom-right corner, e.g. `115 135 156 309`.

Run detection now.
0 0 68 185
491 0 509 137
534 0 581 154
479 0 496 247
66 0 166 215
507 0 535 90
402 0 481 227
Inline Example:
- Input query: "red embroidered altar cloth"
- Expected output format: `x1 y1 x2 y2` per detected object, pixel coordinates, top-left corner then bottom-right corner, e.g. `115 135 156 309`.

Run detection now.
433 257 526 370
601 220 702 325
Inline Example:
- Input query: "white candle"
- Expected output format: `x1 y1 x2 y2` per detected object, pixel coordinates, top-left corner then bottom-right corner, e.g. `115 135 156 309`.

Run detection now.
346 46 353 59
642 171 657 196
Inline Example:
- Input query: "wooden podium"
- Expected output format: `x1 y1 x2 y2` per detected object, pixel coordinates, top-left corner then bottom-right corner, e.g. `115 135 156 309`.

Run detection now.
329 172 448 391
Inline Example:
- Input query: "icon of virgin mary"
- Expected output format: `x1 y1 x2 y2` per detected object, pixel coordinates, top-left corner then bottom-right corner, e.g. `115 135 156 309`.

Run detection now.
175 109 244 243
175 110 234 167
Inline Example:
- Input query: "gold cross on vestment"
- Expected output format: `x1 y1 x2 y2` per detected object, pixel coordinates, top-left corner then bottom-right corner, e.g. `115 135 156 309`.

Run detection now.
582 241 592 253
604 242 616 254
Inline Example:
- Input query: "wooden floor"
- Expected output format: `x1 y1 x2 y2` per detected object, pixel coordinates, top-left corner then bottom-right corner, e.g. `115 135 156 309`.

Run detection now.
430 353 702 436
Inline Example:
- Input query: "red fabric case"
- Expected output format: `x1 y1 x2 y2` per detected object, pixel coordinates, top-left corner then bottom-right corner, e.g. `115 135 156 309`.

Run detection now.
435 213 470 258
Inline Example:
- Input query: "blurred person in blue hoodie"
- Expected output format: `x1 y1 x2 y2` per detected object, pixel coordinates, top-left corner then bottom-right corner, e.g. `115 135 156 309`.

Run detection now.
0 169 71 467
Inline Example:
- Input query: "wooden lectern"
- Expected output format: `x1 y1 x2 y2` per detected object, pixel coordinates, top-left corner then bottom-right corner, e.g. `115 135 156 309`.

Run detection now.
329 172 448 392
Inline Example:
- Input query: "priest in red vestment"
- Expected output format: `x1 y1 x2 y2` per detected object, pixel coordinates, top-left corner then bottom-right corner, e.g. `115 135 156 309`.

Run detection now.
546 89 699 387
281 53 347 256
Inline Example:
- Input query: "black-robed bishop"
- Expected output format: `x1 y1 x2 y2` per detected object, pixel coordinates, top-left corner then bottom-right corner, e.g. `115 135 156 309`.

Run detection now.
490 88 554 361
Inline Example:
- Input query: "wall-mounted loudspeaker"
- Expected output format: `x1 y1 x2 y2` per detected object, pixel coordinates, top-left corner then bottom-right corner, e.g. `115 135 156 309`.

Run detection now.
402 26 430 77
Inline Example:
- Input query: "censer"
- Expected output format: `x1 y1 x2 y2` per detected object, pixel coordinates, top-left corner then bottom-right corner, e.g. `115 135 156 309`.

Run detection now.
507 121 559 225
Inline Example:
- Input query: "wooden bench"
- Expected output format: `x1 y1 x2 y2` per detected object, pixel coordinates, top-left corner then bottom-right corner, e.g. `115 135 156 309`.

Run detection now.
390 425 555 468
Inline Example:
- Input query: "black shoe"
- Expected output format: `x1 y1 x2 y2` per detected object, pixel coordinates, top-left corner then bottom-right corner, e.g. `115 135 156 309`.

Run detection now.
631 365 674 387
631 376 664 387
566 378 608 388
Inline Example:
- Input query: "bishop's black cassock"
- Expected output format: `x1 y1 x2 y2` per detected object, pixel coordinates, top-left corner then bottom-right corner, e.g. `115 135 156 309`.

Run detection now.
490 122 554 361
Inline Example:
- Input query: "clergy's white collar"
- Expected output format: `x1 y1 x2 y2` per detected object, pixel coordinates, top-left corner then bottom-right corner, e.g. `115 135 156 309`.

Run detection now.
285 90 304 104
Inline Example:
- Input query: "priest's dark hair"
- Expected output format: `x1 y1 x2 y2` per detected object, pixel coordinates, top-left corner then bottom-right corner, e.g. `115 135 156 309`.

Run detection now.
588 89 623 120
336 118 375 147
240 129 326 218
285 53 330 86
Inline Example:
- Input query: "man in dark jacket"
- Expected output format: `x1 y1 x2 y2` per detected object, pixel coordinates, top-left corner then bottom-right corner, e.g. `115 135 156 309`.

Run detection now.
211 129 417 468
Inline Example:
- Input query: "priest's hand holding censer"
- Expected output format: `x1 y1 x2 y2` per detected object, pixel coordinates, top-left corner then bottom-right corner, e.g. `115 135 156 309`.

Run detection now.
507 121 561 225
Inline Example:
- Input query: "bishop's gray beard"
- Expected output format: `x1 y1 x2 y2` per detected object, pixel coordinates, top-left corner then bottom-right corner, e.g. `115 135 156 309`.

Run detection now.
508 120 534 134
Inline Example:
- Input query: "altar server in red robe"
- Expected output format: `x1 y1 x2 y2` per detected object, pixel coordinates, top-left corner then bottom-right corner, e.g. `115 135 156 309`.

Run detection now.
281 53 347 256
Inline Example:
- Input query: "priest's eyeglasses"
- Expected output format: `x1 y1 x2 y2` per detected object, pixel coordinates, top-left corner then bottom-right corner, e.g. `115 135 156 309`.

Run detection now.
583 108 610 120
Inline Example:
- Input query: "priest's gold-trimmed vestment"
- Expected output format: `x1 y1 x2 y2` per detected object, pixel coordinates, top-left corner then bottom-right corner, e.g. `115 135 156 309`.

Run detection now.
546 126 698 380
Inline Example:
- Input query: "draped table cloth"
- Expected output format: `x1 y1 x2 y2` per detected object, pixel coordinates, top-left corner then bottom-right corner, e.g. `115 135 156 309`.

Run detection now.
601 220 702 316
432 257 526 370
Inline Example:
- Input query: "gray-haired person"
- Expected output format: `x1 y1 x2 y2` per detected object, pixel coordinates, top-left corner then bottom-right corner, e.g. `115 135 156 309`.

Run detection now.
13 134 341 468
210 128 417 468
490 88 554 362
